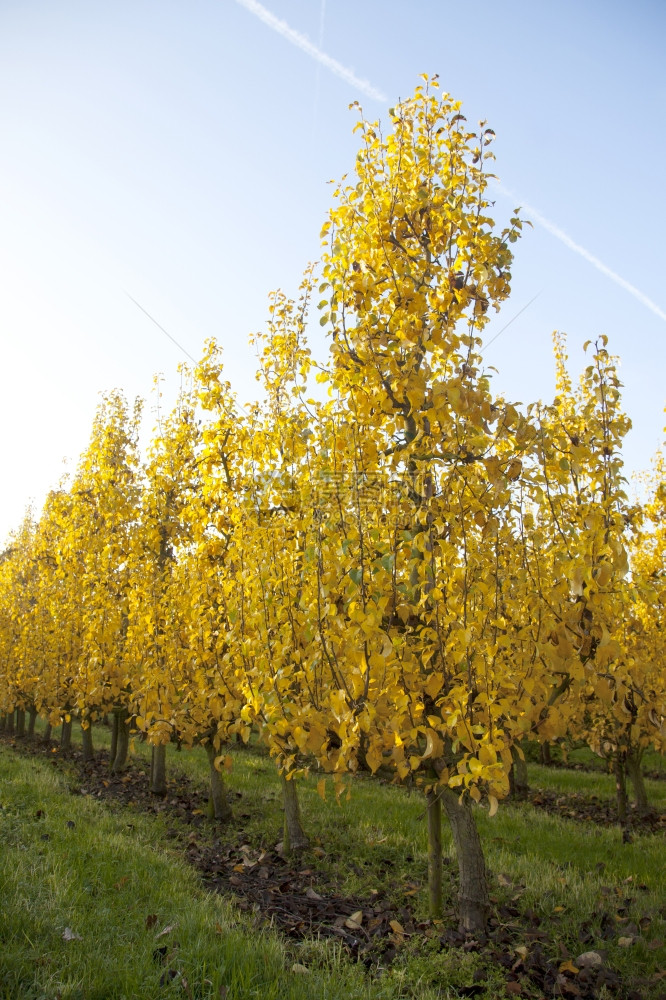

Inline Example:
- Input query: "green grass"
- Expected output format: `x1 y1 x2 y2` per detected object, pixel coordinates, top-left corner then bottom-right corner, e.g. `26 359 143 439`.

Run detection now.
526 760 666 809
0 748 398 1000
2 720 666 999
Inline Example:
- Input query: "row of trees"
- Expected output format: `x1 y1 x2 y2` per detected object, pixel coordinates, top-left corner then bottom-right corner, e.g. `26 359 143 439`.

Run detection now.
1 78 664 932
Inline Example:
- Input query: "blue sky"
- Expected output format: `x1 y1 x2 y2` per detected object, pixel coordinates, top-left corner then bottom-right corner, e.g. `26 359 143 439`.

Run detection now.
1 0 664 541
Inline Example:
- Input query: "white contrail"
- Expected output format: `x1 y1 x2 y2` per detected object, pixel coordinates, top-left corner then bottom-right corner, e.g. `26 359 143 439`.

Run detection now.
232 0 386 103
496 182 666 323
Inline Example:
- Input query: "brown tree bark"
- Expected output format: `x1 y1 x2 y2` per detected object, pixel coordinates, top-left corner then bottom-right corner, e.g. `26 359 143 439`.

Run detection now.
81 721 94 761
614 754 628 824
151 744 168 796
6 711 15 735
109 711 119 766
42 721 52 742
511 746 529 800
626 749 649 814
426 790 443 919
27 707 38 737
540 741 552 765
60 717 73 750
441 787 489 933
16 709 26 738
281 773 309 854
204 743 232 822
110 707 130 772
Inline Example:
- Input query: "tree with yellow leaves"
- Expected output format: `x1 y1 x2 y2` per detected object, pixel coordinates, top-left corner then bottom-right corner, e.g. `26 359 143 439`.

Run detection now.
64 391 143 763
227 77 555 930
526 335 655 824
131 360 247 819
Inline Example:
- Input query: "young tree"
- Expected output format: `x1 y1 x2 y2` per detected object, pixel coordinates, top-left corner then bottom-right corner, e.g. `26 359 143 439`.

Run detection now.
250 77 545 930
528 336 652 823
68 391 143 764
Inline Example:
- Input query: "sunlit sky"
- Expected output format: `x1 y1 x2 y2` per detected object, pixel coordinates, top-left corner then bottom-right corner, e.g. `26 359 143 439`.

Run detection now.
1 0 664 544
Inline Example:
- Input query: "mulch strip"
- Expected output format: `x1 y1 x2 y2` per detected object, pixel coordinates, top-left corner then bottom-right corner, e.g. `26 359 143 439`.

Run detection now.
527 788 666 836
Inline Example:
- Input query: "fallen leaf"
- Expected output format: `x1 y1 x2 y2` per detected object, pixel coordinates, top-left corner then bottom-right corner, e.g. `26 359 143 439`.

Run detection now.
575 951 603 968
345 910 363 929
62 927 82 941
145 914 158 930
291 963 310 974
559 960 580 975
305 888 323 901
155 923 177 939
617 936 635 947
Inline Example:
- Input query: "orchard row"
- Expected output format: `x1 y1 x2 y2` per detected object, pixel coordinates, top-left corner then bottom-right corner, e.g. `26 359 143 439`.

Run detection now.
1 79 664 931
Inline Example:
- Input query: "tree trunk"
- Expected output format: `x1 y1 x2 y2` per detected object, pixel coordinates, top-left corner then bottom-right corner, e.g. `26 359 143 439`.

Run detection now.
109 711 119 766
27 707 37 736
281 773 309 854
426 789 443 919
441 787 489 933
81 722 94 761
111 707 130 772
60 717 72 750
16 709 26 738
626 749 649 814
614 754 628 824
6 711 15 735
540 741 552 766
42 721 52 742
151 744 168 796
511 747 529 800
204 743 232 822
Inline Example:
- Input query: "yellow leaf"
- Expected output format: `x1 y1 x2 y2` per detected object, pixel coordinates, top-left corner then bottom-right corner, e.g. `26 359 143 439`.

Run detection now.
559 960 579 974
422 729 443 760
424 674 443 699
